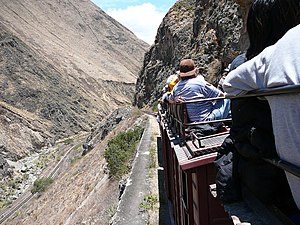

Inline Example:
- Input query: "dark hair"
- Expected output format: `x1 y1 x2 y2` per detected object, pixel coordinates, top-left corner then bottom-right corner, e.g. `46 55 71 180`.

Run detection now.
246 0 300 59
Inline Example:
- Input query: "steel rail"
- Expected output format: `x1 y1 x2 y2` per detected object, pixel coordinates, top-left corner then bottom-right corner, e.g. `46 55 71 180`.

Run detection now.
0 142 80 224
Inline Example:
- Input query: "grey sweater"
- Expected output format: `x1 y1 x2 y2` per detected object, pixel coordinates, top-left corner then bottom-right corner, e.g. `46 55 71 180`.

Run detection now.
223 24 300 209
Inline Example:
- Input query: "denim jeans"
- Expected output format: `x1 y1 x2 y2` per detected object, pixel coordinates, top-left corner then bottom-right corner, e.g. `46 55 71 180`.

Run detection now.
206 99 231 121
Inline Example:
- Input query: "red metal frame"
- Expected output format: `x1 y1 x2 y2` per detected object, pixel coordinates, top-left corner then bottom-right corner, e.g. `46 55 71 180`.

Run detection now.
159 114 231 225
158 85 300 225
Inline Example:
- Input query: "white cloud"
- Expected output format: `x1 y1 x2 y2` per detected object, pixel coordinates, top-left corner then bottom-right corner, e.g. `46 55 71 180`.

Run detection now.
106 3 165 45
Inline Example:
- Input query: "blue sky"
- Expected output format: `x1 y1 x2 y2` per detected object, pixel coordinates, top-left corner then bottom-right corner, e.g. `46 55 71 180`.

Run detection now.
91 0 177 44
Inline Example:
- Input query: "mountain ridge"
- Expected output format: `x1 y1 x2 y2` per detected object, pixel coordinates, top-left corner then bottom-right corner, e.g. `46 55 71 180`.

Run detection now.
0 0 149 160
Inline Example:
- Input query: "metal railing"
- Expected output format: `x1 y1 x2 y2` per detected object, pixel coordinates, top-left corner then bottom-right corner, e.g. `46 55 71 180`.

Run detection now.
227 84 300 178
163 97 231 153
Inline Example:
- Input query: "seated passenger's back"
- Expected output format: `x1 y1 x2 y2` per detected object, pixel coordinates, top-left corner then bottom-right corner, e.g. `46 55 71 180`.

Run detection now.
169 58 231 122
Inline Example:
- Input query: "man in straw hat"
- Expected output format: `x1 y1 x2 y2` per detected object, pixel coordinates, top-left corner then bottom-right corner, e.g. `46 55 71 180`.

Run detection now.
169 58 231 122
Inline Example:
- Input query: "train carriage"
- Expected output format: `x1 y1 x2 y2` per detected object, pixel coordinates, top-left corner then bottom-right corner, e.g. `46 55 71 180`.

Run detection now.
158 86 300 225
159 97 232 225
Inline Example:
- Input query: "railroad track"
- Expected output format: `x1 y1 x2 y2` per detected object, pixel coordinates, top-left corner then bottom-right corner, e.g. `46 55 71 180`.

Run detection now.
0 143 80 224
0 192 34 224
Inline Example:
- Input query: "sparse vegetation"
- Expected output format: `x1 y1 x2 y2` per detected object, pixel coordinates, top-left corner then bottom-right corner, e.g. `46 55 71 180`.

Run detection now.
139 193 158 211
70 155 82 164
34 150 57 169
149 146 156 170
132 107 143 118
31 177 54 194
7 179 17 189
106 204 117 219
62 137 74 145
104 126 144 179
149 132 158 176
70 143 84 164
0 199 12 210
173 1 194 12
151 101 159 112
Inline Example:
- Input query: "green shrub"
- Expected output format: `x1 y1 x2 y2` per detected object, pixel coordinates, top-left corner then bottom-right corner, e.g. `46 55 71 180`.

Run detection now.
132 107 143 117
0 200 12 210
104 126 144 179
106 204 117 219
151 101 159 112
139 193 158 211
149 146 156 170
31 177 54 194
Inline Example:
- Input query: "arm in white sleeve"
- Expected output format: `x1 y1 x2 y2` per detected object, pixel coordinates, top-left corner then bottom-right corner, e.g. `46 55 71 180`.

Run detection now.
222 47 274 97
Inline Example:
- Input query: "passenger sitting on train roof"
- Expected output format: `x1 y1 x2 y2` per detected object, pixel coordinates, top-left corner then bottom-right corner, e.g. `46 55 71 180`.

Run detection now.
168 58 231 122
223 23 300 211
161 73 179 103
217 1 300 220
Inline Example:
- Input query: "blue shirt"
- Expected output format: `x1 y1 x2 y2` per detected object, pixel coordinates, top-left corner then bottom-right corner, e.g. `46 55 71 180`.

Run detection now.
170 76 221 122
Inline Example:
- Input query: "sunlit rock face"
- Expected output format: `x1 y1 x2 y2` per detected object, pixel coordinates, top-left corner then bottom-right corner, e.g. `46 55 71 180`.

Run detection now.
134 0 251 107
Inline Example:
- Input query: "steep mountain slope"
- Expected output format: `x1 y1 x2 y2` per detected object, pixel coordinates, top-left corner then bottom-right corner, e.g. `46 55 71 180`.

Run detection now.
0 0 149 159
4 112 147 225
134 0 250 107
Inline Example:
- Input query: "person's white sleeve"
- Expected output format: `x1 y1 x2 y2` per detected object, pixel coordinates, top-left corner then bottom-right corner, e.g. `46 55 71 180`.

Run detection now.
222 47 273 97
265 25 300 87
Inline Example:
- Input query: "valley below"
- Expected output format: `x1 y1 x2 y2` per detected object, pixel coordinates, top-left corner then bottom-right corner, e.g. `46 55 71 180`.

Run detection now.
1 109 159 225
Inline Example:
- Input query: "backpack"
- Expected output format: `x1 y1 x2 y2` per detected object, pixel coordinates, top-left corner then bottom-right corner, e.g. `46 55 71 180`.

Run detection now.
214 136 241 203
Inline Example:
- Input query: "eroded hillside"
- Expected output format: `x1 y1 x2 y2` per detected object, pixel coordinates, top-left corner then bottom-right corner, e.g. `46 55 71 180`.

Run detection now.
0 0 149 159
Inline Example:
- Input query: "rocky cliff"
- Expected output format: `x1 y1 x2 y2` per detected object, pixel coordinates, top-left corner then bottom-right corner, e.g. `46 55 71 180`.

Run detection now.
0 0 149 160
134 0 251 107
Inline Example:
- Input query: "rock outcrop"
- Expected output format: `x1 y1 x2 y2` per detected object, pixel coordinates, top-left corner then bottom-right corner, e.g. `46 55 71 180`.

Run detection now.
0 156 13 180
0 101 52 161
82 107 132 155
134 0 250 107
